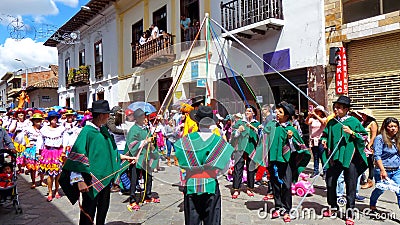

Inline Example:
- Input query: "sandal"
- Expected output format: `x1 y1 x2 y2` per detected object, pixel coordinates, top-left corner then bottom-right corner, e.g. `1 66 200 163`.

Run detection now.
41 182 48 187
283 213 291 223
144 197 160 203
127 202 140 212
262 194 274 201
271 210 280 219
47 195 52 202
55 193 61 199
246 189 255 197
323 210 333 217
232 191 240 199
345 218 355 225
31 184 36 189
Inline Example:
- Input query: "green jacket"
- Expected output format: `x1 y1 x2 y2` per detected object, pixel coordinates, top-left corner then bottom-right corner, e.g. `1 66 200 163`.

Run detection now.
123 124 160 171
321 116 368 174
251 120 311 179
174 132 234 195
230 119 260 155
61 125 120 201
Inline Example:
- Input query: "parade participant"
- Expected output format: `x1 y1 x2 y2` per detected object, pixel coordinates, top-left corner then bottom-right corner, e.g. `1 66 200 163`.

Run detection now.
37 110 65 202
252 101 310 222
369 117 400 214
25 108 34 119
21 111 46 188
125 108 160 212
63 110 81 158
305 105 327 178
231 105 260 199
9 108 28 174
174 105 234 225
165 118 179 166
321 96 368 225
58 108 67 124
61 100 135 225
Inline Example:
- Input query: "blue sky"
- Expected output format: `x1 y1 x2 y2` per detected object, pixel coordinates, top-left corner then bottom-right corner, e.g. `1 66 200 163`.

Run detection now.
0 0 88 77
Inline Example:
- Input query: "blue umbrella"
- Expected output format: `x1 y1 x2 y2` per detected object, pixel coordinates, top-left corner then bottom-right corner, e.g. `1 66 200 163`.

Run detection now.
127 101 157 114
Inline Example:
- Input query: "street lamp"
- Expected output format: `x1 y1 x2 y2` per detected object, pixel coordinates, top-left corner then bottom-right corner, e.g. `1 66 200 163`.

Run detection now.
14 58 28 90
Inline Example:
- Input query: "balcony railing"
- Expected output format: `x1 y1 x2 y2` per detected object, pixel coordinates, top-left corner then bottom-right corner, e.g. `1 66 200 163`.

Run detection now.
220 0 283 32
132 33 174 67
67 66 90 87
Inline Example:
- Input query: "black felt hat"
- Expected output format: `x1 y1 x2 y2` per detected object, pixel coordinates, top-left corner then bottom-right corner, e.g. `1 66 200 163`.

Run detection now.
190 95 205 107
333 95 352 107
189 105 218 124
90 100 112 114
277 101 295 117
133 108 145 119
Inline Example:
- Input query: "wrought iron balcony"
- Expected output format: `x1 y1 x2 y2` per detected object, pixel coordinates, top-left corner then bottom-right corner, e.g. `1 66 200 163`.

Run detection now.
220 0 284 38
132 33 174 68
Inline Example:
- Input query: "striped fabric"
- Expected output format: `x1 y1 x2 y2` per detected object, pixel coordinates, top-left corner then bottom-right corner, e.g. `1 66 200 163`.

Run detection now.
90 173 105 193
68 151 89 166
181 136 200 168
204 138 229 169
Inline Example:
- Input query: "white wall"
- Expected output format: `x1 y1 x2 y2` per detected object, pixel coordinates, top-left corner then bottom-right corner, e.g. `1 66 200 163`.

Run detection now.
57 7 119 109
219 0 326 72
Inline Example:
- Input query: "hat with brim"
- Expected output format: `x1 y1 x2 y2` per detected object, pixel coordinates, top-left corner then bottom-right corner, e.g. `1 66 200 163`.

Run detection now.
314 105 327 117
65 109 75 116
277 101 295 117
333 95 352 107
31 113 44 120
190 95 205 107
133 108 145 119
90 100 112 114
189 105 218 124
47 110 60 120
357 109 375 120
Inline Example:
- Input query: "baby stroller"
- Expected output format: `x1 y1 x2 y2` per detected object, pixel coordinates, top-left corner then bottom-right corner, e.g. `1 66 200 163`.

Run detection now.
0 149 22 214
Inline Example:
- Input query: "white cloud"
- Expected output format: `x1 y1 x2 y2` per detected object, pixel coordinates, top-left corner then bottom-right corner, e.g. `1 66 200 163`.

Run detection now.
0 0 59 16
0 38 58 77
55 0 79 8
0 0 80 17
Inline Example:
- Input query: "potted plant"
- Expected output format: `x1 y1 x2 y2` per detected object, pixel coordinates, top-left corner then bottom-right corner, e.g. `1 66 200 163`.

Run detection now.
68 68 76 82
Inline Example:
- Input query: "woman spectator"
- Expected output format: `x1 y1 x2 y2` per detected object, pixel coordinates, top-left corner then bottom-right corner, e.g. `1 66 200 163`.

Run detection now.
369 117 400 214
358 109 379 189
305 105 327 178
164 118 179 166
9 108 29 174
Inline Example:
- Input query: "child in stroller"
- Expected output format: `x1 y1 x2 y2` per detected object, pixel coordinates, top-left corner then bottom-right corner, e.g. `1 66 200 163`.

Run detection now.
0 149 22 214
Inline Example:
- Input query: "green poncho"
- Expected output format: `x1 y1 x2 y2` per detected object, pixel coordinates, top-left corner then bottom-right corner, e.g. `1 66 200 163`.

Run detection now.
320 116 368 174
122 124 160 171
250 120 311 179
174 132 234 195
61 125 120 202
230 119 260 155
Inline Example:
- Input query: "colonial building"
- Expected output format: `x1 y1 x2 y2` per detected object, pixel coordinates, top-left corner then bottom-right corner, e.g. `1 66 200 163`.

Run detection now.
44 0 119 110
116 0 214 109
325 0 400 124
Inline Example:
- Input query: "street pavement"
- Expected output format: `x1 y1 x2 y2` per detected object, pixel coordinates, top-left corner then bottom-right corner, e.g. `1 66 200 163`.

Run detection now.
1 160 400 225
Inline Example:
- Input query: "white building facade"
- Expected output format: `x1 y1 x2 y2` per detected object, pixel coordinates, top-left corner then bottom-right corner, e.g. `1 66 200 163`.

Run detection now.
45 0 119 110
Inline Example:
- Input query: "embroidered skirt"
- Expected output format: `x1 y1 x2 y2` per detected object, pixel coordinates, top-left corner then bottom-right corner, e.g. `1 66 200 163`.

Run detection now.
23 146 39 171
14 141 26 166
39 146 63 177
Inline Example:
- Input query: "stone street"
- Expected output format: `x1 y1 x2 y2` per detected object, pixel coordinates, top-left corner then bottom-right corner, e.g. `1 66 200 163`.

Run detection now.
1 161 399 225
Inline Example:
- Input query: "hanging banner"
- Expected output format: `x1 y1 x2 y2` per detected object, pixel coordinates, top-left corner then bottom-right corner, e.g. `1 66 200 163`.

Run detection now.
335 47 348 94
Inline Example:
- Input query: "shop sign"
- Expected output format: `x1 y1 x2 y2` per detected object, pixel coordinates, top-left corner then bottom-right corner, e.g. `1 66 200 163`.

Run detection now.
335 47 348 94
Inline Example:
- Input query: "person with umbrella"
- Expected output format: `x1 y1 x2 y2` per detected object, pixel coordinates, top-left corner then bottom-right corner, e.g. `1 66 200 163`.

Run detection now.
174 105 234 225
124 108 161 212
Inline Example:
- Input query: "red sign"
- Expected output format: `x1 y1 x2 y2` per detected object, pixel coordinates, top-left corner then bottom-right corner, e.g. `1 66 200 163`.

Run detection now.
335 47 348 94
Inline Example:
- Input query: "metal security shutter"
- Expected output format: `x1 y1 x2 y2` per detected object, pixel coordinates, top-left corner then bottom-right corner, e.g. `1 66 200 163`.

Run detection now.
347 32 400 126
